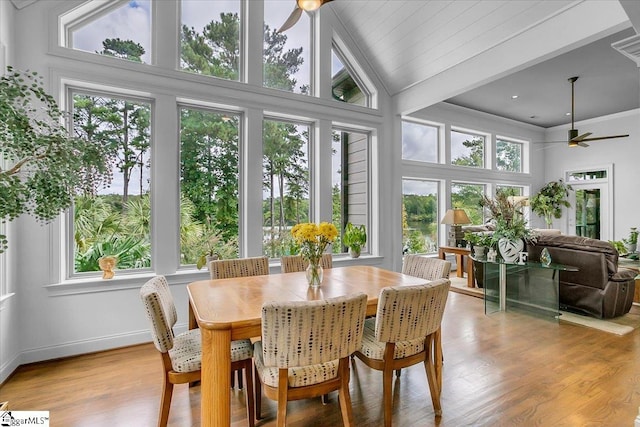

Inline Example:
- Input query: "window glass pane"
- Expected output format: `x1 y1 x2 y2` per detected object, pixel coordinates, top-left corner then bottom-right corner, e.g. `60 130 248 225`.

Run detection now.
402 179 438 254
180 108 240 267
72 92 152 274
180 0 241 80
568 170 607 181
451 182 485 225
70 1 151 64
263 0 311 94
331 49 366 106
263 119 310 257
402 120 438 163
451 130 484 168
333 128 369 254
495 185 523 197
496 139 522 172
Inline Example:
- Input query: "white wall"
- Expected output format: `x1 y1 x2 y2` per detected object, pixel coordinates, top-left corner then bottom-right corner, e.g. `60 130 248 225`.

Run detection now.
0 0 22 386
542 108 640 239
1 0 394 383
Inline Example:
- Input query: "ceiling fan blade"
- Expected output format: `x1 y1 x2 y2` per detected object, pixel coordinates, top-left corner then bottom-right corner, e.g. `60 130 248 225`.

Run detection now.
568 140 589 148
579 134 630 142
278 6 302 33
570 132 591 142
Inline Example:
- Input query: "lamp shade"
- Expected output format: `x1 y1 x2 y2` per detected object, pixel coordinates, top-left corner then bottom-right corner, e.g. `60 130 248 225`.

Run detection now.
440 209 471 225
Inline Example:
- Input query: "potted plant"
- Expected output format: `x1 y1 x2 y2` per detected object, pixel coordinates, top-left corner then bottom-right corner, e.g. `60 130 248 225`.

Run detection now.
464 231 492 258
195 228 237 270
622 227 638 253
343 222 367 258
530 179 572 229
1 66 111 253
480 191 535 263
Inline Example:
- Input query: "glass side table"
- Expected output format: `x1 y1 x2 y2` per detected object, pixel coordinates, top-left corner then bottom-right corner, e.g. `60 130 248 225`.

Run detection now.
471 256 578 318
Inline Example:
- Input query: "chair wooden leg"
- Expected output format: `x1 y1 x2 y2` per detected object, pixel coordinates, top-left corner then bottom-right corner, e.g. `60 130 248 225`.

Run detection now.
277 369 288 427
237 369 244 389
434 328 443 393
338 358 355 427
382 367 394 427
244 361 255 427
254 364 262 420
424 337 442 416
321 393 330 404
158 377 174 427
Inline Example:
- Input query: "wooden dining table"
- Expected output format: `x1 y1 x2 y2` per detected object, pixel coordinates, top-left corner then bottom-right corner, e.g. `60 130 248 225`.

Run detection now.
187 265 442 427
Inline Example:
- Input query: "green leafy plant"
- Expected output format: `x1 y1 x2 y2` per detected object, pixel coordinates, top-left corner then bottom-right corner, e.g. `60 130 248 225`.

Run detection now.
480 191 535 243
195 228 238 270
530 179 572 228
623 227 638 246
464 231 493 248
609 240 628 255
343 222 367 253
1 66 112 253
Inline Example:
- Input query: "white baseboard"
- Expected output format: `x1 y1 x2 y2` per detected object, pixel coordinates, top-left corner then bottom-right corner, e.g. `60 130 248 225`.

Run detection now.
1 323 188 383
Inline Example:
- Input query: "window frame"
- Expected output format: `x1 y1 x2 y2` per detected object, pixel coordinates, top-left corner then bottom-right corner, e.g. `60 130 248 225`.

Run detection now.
450 127 488 169
65 84 155 280
401 118 442 164
495 136 525 173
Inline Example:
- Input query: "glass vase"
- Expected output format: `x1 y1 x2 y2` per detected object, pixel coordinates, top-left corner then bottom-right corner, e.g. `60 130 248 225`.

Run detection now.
306 261 323 288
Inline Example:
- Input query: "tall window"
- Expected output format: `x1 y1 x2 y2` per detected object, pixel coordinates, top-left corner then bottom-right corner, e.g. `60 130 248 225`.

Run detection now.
402 120 439 163
179 107 240 266
262 119 310 257
402 179 439 254
67 1 151 64
71 91 152 275
263 0 311 94
332 128 369 253
180 0 241 80
451 129 485 168
331 48 367 106
496 138 522 172
451 182 485 225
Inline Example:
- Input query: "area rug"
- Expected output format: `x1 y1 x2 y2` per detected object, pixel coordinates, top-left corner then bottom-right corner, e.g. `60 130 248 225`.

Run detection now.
448 277 640 336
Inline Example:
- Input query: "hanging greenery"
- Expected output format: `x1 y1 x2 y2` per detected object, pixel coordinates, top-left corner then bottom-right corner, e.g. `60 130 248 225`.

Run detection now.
0 66 112 253
530 179 572 228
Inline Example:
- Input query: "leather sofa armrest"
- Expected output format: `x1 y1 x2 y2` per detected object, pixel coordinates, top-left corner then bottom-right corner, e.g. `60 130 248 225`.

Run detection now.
611 267 637 282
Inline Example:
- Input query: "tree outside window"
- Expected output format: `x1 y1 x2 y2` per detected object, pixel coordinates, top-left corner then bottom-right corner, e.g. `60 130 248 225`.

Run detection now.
71 92 151 273
496 139 522 172
451 129 485 168
451 182 485 225
402 179 438 254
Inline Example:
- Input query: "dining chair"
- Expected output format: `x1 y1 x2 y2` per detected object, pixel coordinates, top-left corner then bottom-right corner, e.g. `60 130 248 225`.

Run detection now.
209 256 270 279
208 256 269 389
254 292 368 427
140 276 255 427
402 255 451 280
280 253 333 273
354 279 451 426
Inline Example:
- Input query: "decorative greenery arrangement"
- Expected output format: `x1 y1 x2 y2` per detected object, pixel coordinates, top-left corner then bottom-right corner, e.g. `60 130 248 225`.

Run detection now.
623 227 638 246
480 191 535 243
194 227 238 270
464 231 493 248
343 222 367 255
609 240 628 255
530 179 572 228
0 66 111 253
291 222 338 265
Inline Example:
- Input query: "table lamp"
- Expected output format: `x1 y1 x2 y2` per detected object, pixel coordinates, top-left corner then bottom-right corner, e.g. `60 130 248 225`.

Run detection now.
441 208 471 247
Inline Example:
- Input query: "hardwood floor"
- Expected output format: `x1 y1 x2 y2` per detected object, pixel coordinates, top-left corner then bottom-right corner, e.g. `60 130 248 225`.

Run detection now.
1 292 639 426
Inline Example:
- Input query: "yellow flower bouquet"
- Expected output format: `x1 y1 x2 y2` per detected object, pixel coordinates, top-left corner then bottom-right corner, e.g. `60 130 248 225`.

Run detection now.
291 222 337 286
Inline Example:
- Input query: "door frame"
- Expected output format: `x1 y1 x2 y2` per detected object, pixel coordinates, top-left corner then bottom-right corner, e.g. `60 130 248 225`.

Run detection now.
564 164 613 240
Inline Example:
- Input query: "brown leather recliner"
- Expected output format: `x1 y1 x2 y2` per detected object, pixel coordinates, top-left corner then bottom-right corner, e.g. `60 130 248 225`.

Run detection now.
526 235 636 319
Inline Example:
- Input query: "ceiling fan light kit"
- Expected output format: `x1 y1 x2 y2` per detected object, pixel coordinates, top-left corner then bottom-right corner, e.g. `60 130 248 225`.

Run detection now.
278 0 333 33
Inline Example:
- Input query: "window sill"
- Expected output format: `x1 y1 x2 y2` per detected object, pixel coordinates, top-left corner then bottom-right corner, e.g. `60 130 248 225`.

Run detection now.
43 256 385 296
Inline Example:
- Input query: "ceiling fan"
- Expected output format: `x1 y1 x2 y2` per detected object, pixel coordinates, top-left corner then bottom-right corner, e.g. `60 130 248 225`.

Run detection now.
278 0 333 33
563 76 629 148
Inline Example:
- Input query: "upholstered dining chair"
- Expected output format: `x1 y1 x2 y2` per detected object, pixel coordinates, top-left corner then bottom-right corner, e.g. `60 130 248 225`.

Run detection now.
354 279 451 426
140 276 255 427
280 253 333 273
209 256 270 279
254 293 368 427
402 255 451 280
208 256 269 390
